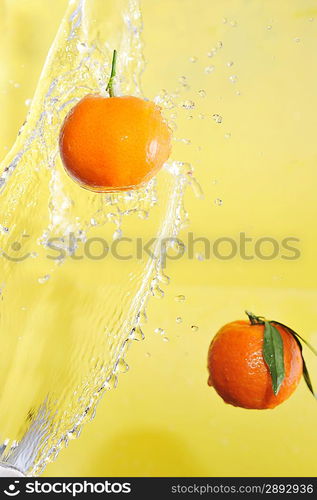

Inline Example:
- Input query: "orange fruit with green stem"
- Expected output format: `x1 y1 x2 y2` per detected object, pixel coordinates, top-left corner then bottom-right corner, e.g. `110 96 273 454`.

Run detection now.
207 311 317 409
59 50 172 192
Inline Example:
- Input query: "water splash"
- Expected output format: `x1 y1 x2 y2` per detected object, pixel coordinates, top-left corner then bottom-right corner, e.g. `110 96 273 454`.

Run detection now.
0 0 193 476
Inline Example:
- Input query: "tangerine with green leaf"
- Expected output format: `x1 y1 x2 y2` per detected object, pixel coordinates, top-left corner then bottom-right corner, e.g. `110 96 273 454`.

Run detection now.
207 311 316 409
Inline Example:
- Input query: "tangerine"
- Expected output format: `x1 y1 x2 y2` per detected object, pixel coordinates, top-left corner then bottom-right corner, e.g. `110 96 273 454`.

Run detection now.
207 317 303 409
59 50 172 191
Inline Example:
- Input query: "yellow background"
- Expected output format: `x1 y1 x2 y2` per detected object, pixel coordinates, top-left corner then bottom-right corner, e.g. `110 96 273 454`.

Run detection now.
1 0 317 476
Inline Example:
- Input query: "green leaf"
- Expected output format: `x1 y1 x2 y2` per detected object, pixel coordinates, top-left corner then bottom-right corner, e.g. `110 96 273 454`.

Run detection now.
302 358 315 397
272 321 317 356
263 321 285 395
271 321 317 399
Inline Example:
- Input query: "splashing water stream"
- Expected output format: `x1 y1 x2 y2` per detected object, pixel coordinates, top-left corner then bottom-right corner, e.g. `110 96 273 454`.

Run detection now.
0 0 195 476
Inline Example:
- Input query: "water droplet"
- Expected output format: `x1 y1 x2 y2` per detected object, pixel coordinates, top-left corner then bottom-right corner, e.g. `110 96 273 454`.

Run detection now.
154 327 165 336
175 294 186 303
106 374 118 390
107 212 119 224
155 89 176 109
130 325 145 341
211 178 218 185
25 98 32 107
212 113 222 124
77 41 88 52
113 228 122 240
224 132 231 139
214 198 223 206
151 282 164 299
222 17 228 24
169 239 186 256
266 25 272 30
229 75 238 83
207 49 217 58
138 310 148 324
198 114 205 120
13 82 20 88
0 225 9 233
198 89 206 98
205 65 215 74
226 61 234 67
294 37 301 43
137 210 149 219
196 253 205 261
230 20 237 27
38 274 50 284
191 325 199 332
116 358 129 373
181 99 195 109
189 176 204 199
162 337 169 342
176 317 183 324
189 56 198 63
157 269 170 285
179 76 189 88
145 352 151 358
216 41 223 49
169 161 192 176
309 17 314 22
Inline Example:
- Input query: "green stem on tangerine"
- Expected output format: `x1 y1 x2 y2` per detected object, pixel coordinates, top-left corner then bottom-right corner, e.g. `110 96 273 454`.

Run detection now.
245 310 264 325
106 49 117 97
